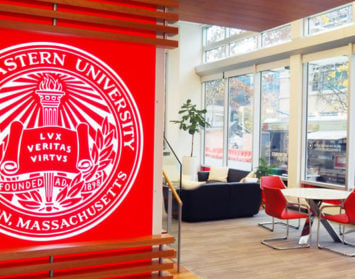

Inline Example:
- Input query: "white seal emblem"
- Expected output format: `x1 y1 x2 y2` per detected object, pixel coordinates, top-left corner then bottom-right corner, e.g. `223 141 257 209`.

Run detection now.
0 42 143 241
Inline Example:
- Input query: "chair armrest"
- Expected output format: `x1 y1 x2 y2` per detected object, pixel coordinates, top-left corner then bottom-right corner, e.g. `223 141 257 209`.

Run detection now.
319 204 344 213
286 201 310 212
320 204 343 210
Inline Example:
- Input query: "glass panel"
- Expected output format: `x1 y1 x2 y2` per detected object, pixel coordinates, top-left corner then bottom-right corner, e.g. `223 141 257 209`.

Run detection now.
305 56 348 185
230 36 258 56
228 75 254 170
307 4 352 35
206 26 226 45
261 25 291 48
205 45 226 63
260 68 290 176
162 138 181 252
204 80 225 167
229 28 245 37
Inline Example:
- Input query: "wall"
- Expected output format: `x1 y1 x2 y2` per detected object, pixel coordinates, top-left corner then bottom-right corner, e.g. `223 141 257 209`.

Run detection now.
165 22 203 162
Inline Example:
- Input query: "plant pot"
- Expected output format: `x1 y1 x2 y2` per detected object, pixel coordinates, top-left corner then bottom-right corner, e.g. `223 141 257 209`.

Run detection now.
182 156 198 180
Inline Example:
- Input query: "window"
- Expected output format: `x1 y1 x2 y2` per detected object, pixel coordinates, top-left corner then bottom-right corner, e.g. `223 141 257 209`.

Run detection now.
230 36 258 56
305 56 348 186
202 23 291 63
229 28 246 37
227 74 254 170
204 79 225 166
205 26 227 45
203 26 247 63
306 4 352 35
205 46 227 63
261 24 291 48
260 68 290 175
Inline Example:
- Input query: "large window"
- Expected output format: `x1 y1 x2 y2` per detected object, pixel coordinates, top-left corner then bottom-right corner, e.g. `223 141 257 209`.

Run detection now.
260 68 290 175
305 56 348 186
202 4 353 64
227 74 254 170
204 79 225 166
230 35 258 56
205 26 227 45
261 24 291 48
202 23 292 63
205 46 227 63
203 26 246 63
306 4 352 36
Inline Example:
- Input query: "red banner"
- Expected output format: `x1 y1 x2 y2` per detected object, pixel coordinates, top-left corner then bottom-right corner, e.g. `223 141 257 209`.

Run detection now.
0 27 155 248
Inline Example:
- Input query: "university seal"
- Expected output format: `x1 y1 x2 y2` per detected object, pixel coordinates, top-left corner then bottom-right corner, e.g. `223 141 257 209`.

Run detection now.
0 42 143 241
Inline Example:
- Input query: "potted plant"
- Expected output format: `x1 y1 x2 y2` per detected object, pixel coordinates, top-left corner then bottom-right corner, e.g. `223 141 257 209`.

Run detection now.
171 99 210 176
255 158 275 179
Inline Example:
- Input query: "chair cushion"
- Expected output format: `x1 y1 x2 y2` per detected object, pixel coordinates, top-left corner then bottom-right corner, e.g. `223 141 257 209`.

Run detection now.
182 175 204 190
240 171 256 182
208 166 229 182
323 213 350 224
280 209 309 220
228 169 250 182
244 177 258 183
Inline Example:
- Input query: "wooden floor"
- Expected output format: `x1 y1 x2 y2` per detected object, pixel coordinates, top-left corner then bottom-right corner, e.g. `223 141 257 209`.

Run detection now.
170 264 199 279
173 210 355 279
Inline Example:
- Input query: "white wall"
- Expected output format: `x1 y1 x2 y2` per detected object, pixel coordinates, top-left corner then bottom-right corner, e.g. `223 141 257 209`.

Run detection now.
165 22 203 162
152 49 165 234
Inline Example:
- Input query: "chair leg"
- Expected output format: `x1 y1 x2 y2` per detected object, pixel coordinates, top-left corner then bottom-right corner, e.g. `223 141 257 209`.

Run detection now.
317 217 355 257
296 198 301 229
258 199 301 231
258 217 276 231
338 205 345 236
258 217 299 231
261 219 310 250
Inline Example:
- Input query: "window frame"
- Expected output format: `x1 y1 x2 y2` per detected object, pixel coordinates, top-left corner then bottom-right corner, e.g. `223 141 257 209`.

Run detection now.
201 74 225 167
304 3 353 36
259 67 291 175
301 47 353 190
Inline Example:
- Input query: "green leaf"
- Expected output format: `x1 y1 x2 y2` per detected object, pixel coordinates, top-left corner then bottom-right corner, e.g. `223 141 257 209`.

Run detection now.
170 99 210 156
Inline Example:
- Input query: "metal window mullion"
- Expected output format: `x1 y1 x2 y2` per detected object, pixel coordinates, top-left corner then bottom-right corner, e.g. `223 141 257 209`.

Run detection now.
303 16 310 36
300 63 309 182
202 82 208 166
253 71 261 169
224 76 229 166
202 27 207 63
202 82 207 166
258 32 262 49
346 51 355 190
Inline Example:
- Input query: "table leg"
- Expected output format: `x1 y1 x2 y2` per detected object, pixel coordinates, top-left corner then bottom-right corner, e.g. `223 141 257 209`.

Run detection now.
298 213 312 245
299 199 342 243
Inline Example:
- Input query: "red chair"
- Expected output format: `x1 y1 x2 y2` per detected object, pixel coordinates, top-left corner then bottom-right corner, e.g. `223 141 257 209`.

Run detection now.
259 176 300 231
261 185 311 249
317 190 355 256
303 184 344 234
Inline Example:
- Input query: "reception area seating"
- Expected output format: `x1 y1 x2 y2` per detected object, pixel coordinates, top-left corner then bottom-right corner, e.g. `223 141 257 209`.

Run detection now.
164 168 261 222
261 185 311 250
258 176 300 231
317 190 355 256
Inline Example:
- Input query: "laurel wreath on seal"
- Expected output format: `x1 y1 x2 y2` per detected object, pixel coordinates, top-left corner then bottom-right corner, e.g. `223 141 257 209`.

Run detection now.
0 142 17 202
14 117 116 211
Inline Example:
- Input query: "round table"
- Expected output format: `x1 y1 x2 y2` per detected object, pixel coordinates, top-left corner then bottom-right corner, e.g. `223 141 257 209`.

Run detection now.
282 187 350 201
282 187 350 244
